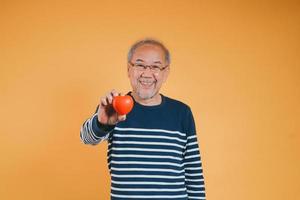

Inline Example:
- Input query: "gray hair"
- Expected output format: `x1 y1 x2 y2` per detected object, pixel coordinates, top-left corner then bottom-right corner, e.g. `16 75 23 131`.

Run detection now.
127 38 171 65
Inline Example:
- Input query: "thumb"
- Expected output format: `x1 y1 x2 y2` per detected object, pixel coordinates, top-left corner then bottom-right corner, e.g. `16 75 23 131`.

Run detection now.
117 115 126 122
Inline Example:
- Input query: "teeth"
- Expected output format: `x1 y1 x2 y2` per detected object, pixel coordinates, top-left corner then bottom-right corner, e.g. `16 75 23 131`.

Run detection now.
143 81 152 83
140 80 154 85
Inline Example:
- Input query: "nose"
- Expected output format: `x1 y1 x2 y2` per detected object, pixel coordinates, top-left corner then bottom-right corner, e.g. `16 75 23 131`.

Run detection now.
141 66 153 76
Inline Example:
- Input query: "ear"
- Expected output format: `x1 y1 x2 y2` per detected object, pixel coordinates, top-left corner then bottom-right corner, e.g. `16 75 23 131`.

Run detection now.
127 63 131 78
162 66 170 83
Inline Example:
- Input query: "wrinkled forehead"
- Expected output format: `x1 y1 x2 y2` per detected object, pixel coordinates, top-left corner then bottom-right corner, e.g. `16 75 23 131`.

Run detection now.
131 44 166 64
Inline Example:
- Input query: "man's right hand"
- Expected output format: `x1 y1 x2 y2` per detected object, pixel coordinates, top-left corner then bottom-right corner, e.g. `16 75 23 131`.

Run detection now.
97 89 126 125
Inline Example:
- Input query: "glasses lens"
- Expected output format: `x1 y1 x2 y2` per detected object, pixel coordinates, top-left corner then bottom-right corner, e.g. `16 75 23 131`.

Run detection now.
131 63 165 73
135 64 145 71
150 66 161 73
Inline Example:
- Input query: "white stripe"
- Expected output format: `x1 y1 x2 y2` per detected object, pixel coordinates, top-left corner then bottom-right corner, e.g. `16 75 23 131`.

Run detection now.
111 186 186 192
187 190 205 193
80 115 110 144
110 153 182 161
113 140 184 149
111 160 183 167
114 127 186 137
189 196 206 199
187 141 198 146
82 125 98 144
111 193 188 199
184 160 202 165
188 185 205 188
111 180 185 185
185 178 204 182
187 135 197 140
185 172 203 176
89 115 101 139
112 174 185 179
114 134 186 143
186 147 199 153
185 154 199 159
185 167 202 170
111 167 184 173
111 147 183 155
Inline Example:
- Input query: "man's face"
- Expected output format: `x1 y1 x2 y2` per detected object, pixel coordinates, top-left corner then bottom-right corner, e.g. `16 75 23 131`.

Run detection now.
127 44 169 100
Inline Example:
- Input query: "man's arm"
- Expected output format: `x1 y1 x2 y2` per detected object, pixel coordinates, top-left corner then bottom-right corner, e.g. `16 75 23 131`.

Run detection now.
183 107 206 199
80 106 115 145
80 90 126 145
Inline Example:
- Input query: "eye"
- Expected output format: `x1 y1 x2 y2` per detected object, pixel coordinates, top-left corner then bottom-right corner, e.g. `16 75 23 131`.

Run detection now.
136 64 146 68
150 65 161 71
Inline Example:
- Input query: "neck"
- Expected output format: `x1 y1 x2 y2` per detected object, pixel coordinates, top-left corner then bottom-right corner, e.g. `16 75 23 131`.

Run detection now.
131 92 162 106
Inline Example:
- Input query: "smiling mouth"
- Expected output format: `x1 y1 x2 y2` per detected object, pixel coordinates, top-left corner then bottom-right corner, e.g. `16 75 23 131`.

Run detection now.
139 80 155 88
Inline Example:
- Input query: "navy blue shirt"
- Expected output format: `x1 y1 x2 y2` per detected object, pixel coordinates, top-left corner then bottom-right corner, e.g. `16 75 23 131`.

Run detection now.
81 93 206 200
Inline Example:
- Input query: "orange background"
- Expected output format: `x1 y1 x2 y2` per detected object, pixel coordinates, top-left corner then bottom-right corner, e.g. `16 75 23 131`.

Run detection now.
1 0 299 199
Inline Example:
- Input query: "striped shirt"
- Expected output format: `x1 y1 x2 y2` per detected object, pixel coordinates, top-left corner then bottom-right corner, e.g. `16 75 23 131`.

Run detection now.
80 94 206 200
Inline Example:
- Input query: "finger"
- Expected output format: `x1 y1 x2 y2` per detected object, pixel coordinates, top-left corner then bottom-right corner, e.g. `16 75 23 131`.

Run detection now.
118 115 126 122
106 93 114 104
100 97 108 106
111 89 119 97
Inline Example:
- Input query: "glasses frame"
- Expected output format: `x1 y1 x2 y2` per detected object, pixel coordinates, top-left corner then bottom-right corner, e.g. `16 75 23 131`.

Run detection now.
129 62 169 73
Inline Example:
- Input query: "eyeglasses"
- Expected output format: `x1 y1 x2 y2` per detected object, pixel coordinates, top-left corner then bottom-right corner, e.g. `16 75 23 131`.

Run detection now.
129 62 168 73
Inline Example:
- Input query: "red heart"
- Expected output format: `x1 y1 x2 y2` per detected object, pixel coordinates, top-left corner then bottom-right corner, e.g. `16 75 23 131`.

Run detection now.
112 95 134 115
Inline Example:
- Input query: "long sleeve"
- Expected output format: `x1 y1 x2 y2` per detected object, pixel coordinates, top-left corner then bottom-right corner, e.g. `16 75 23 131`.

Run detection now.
80 106 115 145
183 107 206 199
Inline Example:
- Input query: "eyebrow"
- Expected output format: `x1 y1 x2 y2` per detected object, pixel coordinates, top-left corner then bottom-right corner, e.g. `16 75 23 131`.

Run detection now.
135 59 162 64
135 59 145 62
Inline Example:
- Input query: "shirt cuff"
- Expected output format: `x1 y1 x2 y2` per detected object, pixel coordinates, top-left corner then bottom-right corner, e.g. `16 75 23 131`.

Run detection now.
91 115 115 137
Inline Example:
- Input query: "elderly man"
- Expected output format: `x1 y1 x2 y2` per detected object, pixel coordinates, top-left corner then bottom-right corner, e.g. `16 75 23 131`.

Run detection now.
80 39 206 200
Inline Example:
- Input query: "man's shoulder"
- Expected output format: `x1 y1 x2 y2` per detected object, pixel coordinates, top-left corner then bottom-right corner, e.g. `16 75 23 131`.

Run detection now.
163 94 191 111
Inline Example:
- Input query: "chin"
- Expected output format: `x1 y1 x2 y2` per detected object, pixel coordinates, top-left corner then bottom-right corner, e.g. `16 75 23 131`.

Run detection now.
137 90 156 100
